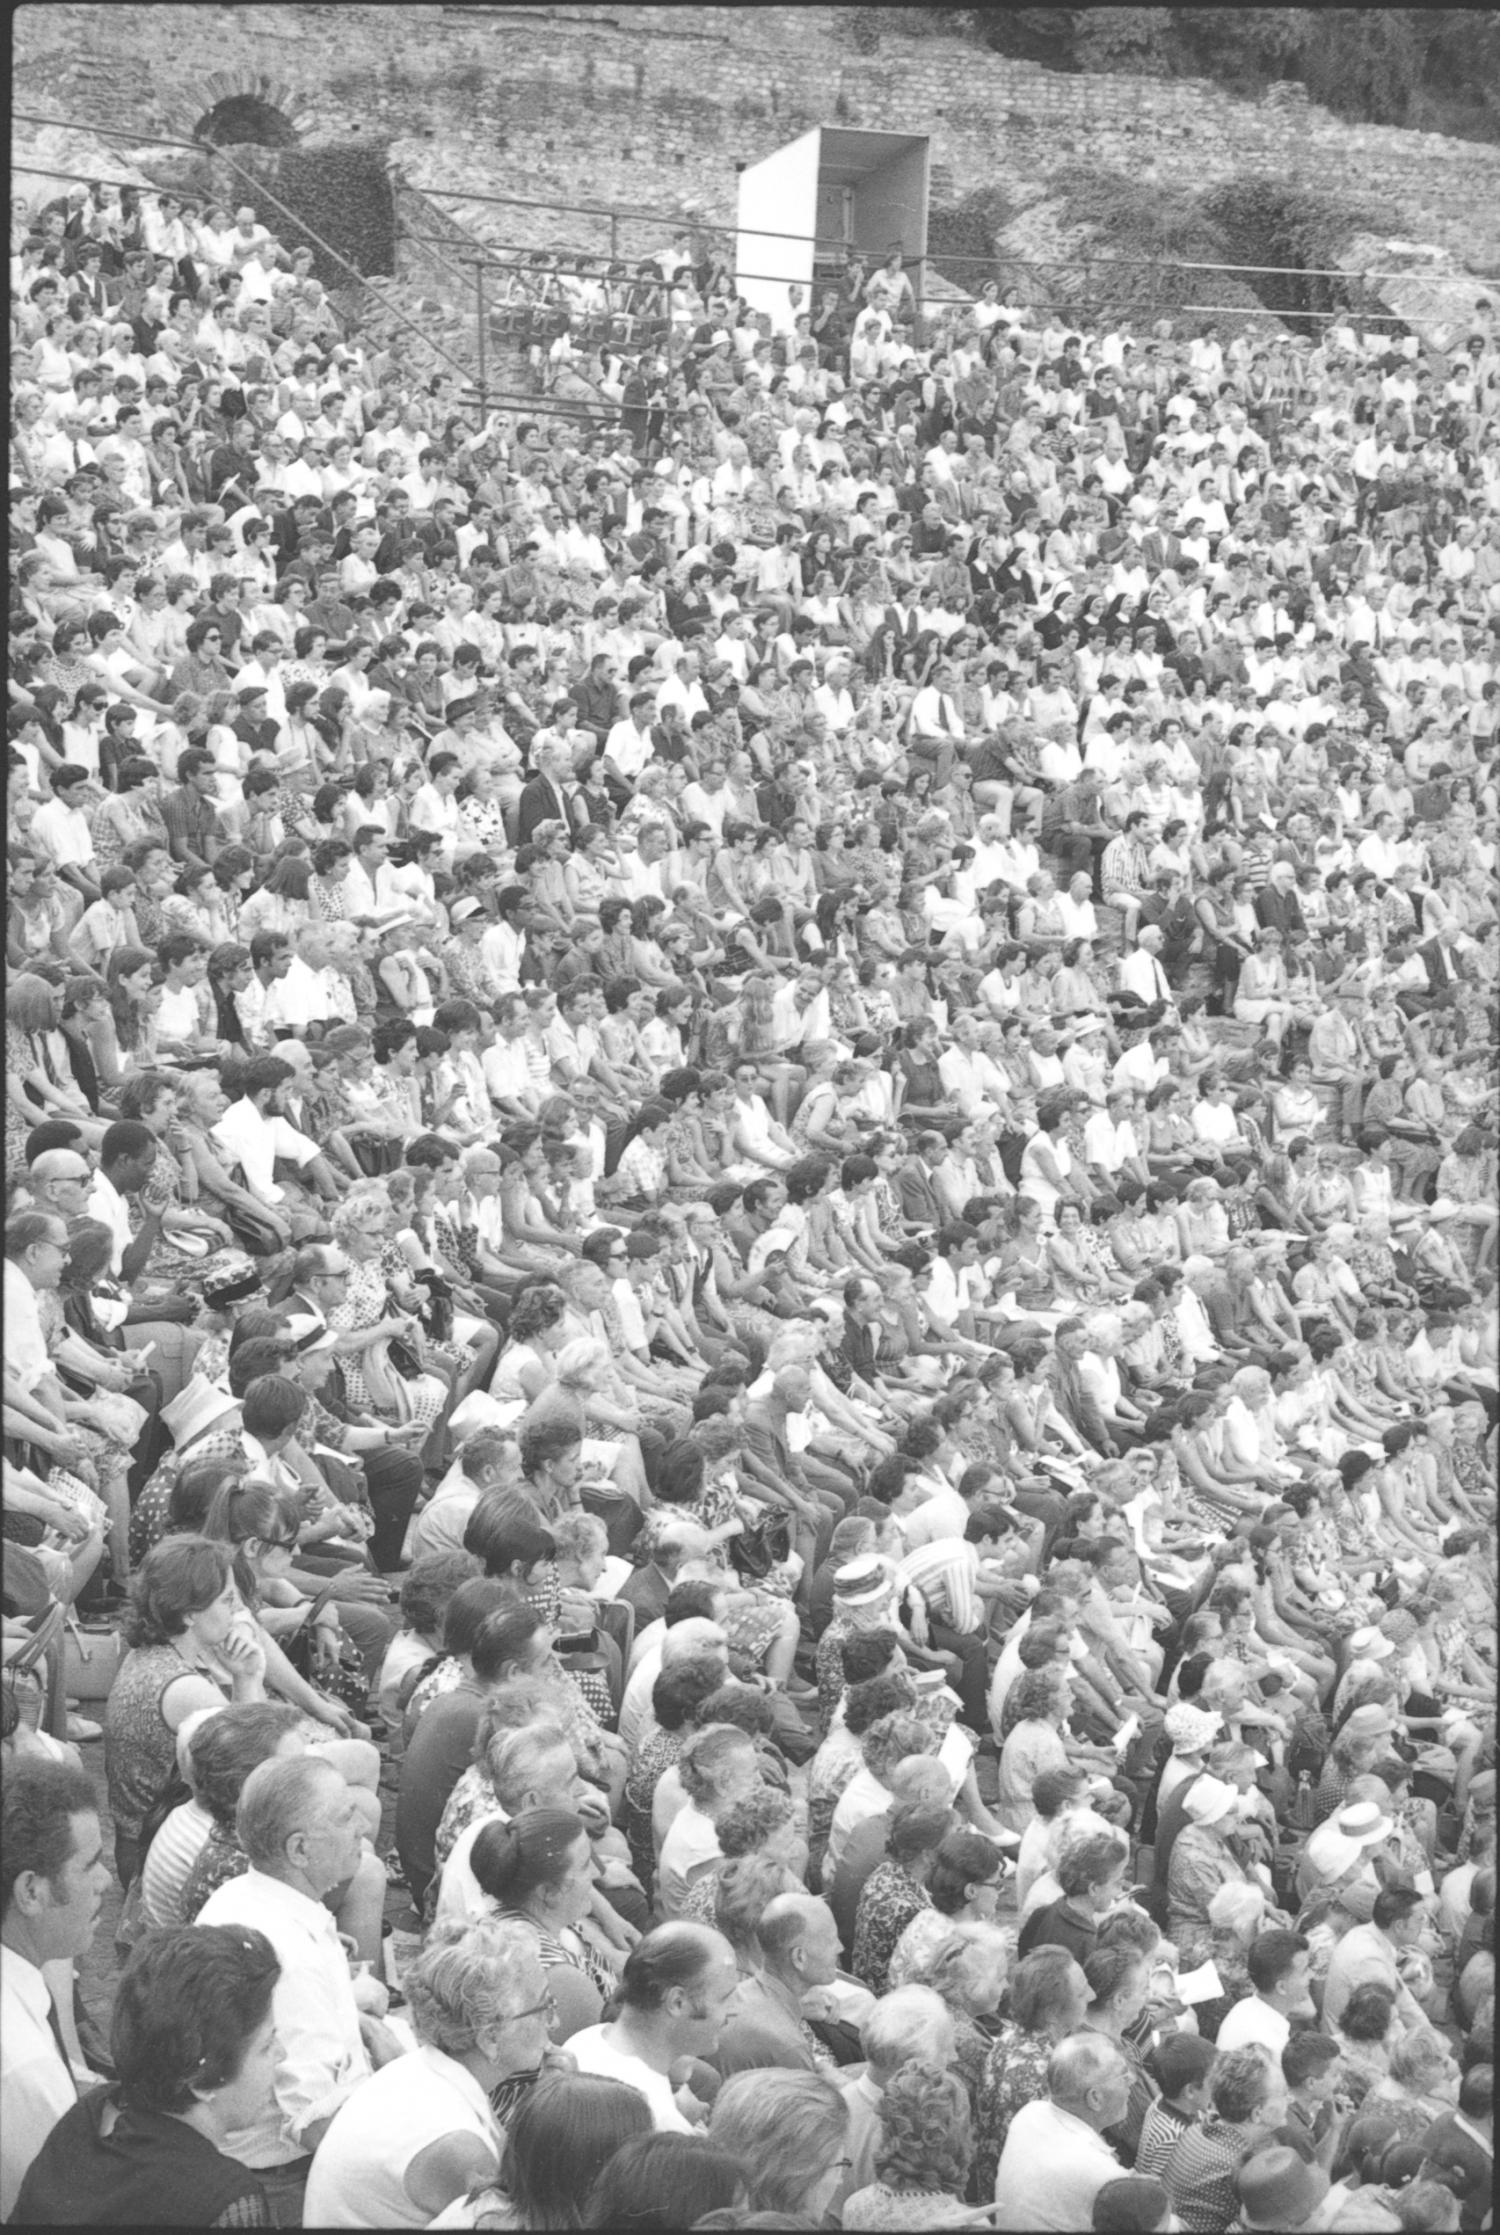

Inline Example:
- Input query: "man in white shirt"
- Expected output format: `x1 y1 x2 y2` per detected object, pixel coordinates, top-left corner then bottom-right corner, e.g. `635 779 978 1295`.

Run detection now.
603 692 657 790
938 1012 1005 1123
212 1054 337 1213
1083 1091 1149 1194
343 825 411 928
408 751 463 871
198 1755 403 2206
907 659 967 787
993 2032 1130 2227
1215 1928 1317 2057
1 1757 112 2219
85 1124 164 1281
30 766 99 907
2 1216 66 1397
1117 923 1177 1013
568 1923 740 2131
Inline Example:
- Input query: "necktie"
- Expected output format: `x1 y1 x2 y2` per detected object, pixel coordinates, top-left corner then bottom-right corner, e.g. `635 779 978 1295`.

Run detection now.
44 1991 79 2098
1155 960 1170 1002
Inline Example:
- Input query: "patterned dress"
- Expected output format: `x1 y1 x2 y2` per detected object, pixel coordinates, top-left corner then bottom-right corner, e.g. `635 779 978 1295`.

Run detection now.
181 1824 249 1920
623 1726 685 1889
106 1643 226 1855
972 2019 1054 2201
851 1859 931 1996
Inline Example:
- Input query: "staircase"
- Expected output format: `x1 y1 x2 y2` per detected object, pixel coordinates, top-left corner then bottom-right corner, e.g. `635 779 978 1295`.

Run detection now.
378 167 615 425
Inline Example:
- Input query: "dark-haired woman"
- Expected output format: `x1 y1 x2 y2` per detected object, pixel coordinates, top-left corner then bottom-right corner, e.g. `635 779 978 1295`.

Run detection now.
472 1808 618 2041
104 1536 267 1884
15 1925 280 2227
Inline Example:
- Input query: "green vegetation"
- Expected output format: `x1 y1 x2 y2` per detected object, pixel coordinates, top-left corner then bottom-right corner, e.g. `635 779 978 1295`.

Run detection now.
942 7 1500 141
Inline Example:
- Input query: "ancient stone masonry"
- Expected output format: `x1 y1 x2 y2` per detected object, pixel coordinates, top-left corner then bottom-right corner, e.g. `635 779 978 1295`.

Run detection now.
16 3 1500 269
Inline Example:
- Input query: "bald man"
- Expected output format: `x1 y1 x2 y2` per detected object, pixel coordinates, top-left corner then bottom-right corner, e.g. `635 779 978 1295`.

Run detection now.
717 1892 844 2075
617 1520 717 1630
24 1149 95 1227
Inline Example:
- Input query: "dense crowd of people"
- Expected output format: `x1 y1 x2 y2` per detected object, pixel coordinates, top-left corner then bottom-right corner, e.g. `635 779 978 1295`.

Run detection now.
3 162 1498 2233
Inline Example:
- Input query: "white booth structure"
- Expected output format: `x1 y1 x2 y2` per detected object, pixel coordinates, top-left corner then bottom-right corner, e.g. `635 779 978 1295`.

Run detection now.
734 126 931 334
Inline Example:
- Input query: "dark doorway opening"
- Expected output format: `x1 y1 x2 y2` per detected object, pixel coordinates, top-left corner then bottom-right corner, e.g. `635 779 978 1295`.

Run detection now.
195 95 298 149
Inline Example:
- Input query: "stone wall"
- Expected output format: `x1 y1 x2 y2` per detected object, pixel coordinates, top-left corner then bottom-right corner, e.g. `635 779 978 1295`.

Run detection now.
15 3 1500 273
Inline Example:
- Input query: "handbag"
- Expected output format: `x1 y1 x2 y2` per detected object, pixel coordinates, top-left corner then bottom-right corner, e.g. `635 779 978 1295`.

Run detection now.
413 1268 455 1345
62 1613 125 1702
282 1585 369 1714
728 1508 791 1582
552 1631 614 1726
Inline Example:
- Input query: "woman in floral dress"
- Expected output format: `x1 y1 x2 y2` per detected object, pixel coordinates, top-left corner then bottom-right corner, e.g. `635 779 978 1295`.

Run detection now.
852 1804 943 1998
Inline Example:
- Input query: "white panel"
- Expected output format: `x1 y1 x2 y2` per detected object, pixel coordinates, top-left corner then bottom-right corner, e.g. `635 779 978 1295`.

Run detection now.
735 128 820 334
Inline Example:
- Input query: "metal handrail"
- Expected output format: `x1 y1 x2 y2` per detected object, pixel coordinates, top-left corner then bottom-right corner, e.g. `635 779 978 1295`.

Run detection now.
18 108 1464 292
14 112 478 392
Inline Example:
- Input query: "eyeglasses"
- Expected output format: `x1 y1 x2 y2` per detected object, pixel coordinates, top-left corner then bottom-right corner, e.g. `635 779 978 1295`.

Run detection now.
509 1989 558 2026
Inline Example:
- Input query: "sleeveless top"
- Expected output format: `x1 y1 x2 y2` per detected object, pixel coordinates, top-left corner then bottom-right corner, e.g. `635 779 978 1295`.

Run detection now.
497 1908 615 2002
105 1643 225 1846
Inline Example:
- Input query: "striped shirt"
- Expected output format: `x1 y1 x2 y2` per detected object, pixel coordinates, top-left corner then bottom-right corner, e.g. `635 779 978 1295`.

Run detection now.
900 1538 982 1635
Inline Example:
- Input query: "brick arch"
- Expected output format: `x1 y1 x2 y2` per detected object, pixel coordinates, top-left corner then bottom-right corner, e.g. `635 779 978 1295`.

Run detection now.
162 68 321 147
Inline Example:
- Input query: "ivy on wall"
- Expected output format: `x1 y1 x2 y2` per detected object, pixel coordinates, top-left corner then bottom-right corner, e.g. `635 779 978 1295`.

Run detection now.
926 184 1020 291
1201 177 1396 329
924 164 1396 336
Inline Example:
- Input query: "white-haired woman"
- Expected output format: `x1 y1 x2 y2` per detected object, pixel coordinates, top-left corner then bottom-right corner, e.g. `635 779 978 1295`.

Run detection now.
303 1916 557 2226
518 1334 654 1510
1077 1311 1151 1446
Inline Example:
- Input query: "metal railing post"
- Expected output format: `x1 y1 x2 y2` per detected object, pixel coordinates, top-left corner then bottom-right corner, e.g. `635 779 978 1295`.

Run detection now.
476 256 488 419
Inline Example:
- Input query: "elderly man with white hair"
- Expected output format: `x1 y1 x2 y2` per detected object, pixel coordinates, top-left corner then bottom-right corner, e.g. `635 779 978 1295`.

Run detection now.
619 1604 729 1757
993 2030 1132 2228
197 1752 404 2221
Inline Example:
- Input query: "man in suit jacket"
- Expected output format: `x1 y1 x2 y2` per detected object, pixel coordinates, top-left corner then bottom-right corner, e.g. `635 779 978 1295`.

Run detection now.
1416 922 1469 1004
617 1520 715 1631
278 1245 426 1573
1253 861 1308 946
516 735 585 846
1049 1318 1117 1457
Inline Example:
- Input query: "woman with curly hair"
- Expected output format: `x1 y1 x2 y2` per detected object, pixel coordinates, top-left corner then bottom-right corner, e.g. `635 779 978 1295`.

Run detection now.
324 1181 453 1430
842 2058 976 2229
852 1798 950 1997
678 1784 806 1929
302 1915 547 2226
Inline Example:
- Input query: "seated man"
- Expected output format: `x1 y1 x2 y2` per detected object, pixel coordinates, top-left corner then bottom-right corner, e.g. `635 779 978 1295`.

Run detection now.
196 1753 404 2221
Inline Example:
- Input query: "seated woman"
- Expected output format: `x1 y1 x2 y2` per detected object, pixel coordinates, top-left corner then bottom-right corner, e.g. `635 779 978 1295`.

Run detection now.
1046 1199 1134 1308
842 2057 976 2231
1270 1053 1329 1144
15 1924 281 2229
1233 926 1306 1048
135 1699 303 1937
303 1916 550 2228
324 1182 455 1436
468 1808 620 2043
1141 1080 1199 1180
852 1798 951 1998
507 1327 653 1513
1175 1175 1233 1262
